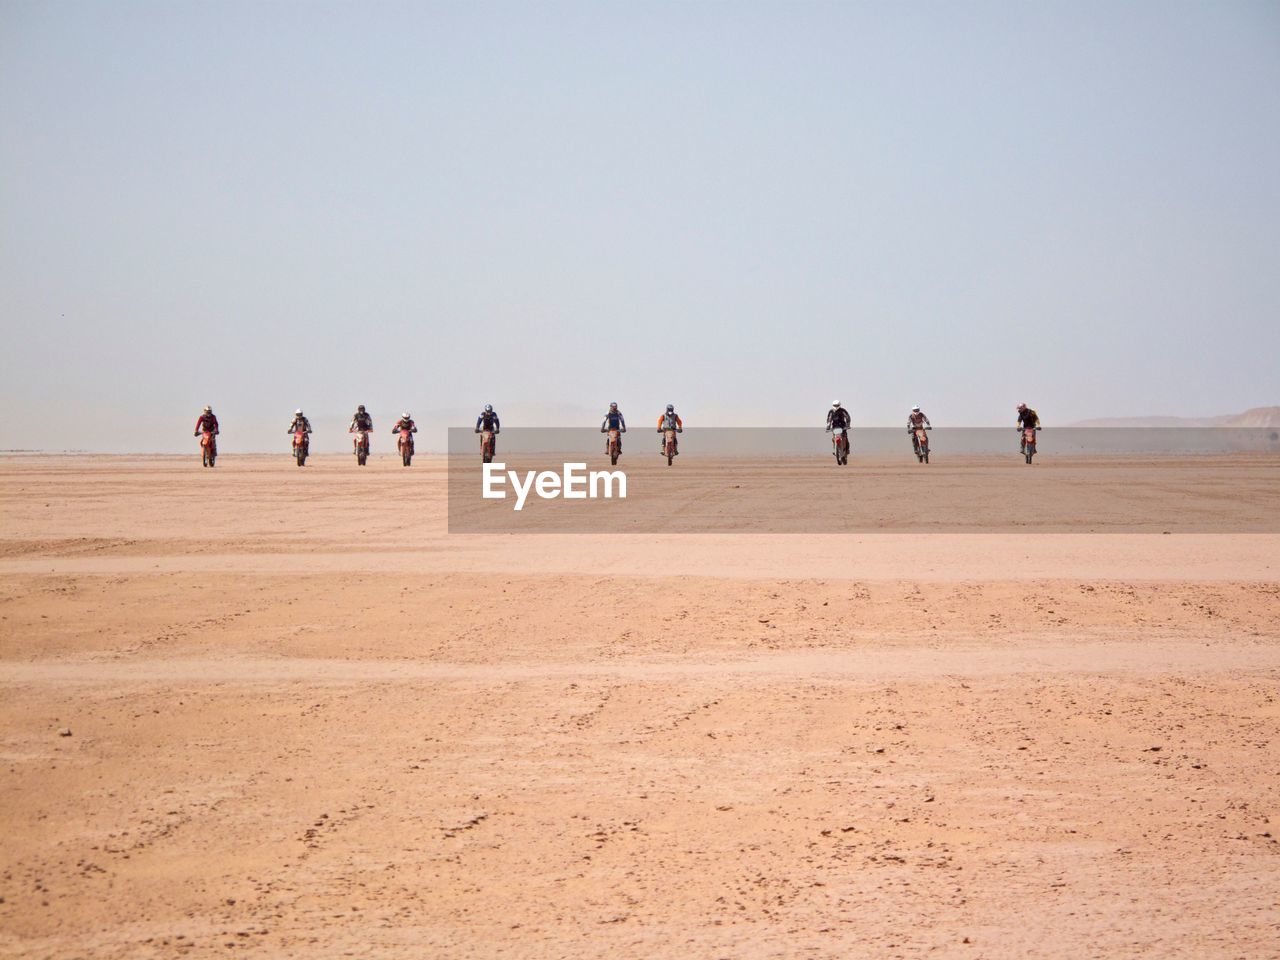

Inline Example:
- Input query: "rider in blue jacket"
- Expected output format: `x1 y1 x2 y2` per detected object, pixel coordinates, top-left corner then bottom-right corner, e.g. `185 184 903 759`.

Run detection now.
600 402 626 453
475 404 501 454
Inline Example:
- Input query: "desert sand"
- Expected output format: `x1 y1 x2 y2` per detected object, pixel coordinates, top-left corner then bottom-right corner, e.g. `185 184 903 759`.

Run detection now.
1 454 1278 959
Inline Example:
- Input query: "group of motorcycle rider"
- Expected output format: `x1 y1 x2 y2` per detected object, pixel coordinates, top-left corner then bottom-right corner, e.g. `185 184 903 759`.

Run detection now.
270 406 418 455
194 401 1042 459
823 401 1039 452
824 401 938 458
595 402 687 457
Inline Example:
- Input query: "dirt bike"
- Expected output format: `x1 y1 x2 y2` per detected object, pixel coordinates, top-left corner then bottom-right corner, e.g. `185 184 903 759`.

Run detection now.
480 429 495 464
913 426 930 464
397 431 414 467
352 429 371 466
831 427 849 466
662 428 678 466
1021 426 1038 464
606 428 622 466
292 430 310 467
198 431 217 468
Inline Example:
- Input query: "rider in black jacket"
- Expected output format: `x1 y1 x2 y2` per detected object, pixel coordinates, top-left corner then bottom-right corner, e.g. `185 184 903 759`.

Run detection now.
1016 404 1041 451
826 401 851 432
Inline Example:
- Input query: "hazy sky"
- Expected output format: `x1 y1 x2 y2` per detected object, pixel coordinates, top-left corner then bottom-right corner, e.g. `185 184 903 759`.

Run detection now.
2 0 1278 452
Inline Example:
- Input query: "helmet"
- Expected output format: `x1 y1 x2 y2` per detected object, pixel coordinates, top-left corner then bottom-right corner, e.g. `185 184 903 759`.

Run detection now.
832 401 842 408
1017 403 1027 411
295 408 303 416
203 405 211 413
484 404 493 413
402 412 410 419
357 404 365 413
912 405 920 412
609 402 618 410
666 404 674 413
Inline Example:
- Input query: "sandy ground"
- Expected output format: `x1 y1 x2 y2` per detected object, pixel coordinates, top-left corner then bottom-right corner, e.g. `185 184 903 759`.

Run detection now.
1 454 1277 959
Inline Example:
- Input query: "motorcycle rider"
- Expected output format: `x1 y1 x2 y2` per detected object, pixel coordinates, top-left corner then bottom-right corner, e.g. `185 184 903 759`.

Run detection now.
907 405 932 456
349 404 373 433
1016 403 1041 452
287 409 312 453
349 404 373 454
475 404 501 455
600 402 626 453
392 412 417 453
826 401 852 458
656 403 683 455
826 401 851 432
193 405 219 439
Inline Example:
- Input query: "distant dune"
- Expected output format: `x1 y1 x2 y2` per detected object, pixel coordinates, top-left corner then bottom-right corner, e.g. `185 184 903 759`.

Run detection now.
1069 406 1280 428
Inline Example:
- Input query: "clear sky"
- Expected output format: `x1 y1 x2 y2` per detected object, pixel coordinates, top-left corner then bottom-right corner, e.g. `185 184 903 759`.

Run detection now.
2 0 1277 452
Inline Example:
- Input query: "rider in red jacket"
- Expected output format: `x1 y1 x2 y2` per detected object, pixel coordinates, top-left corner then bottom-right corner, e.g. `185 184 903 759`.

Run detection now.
392 413 417 452
193 406 219 437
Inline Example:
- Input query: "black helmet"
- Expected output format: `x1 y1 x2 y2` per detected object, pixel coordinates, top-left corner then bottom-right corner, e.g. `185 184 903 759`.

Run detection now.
357 404 366 413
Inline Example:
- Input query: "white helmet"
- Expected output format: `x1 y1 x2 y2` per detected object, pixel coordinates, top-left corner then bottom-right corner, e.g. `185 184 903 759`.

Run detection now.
402 412 410 419
203 405 212 413
832 400 842 408
912 405 920 412
295 408 303 416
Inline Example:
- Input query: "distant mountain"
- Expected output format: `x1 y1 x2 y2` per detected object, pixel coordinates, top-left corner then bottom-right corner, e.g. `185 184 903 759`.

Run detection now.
1068 406 1280 428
